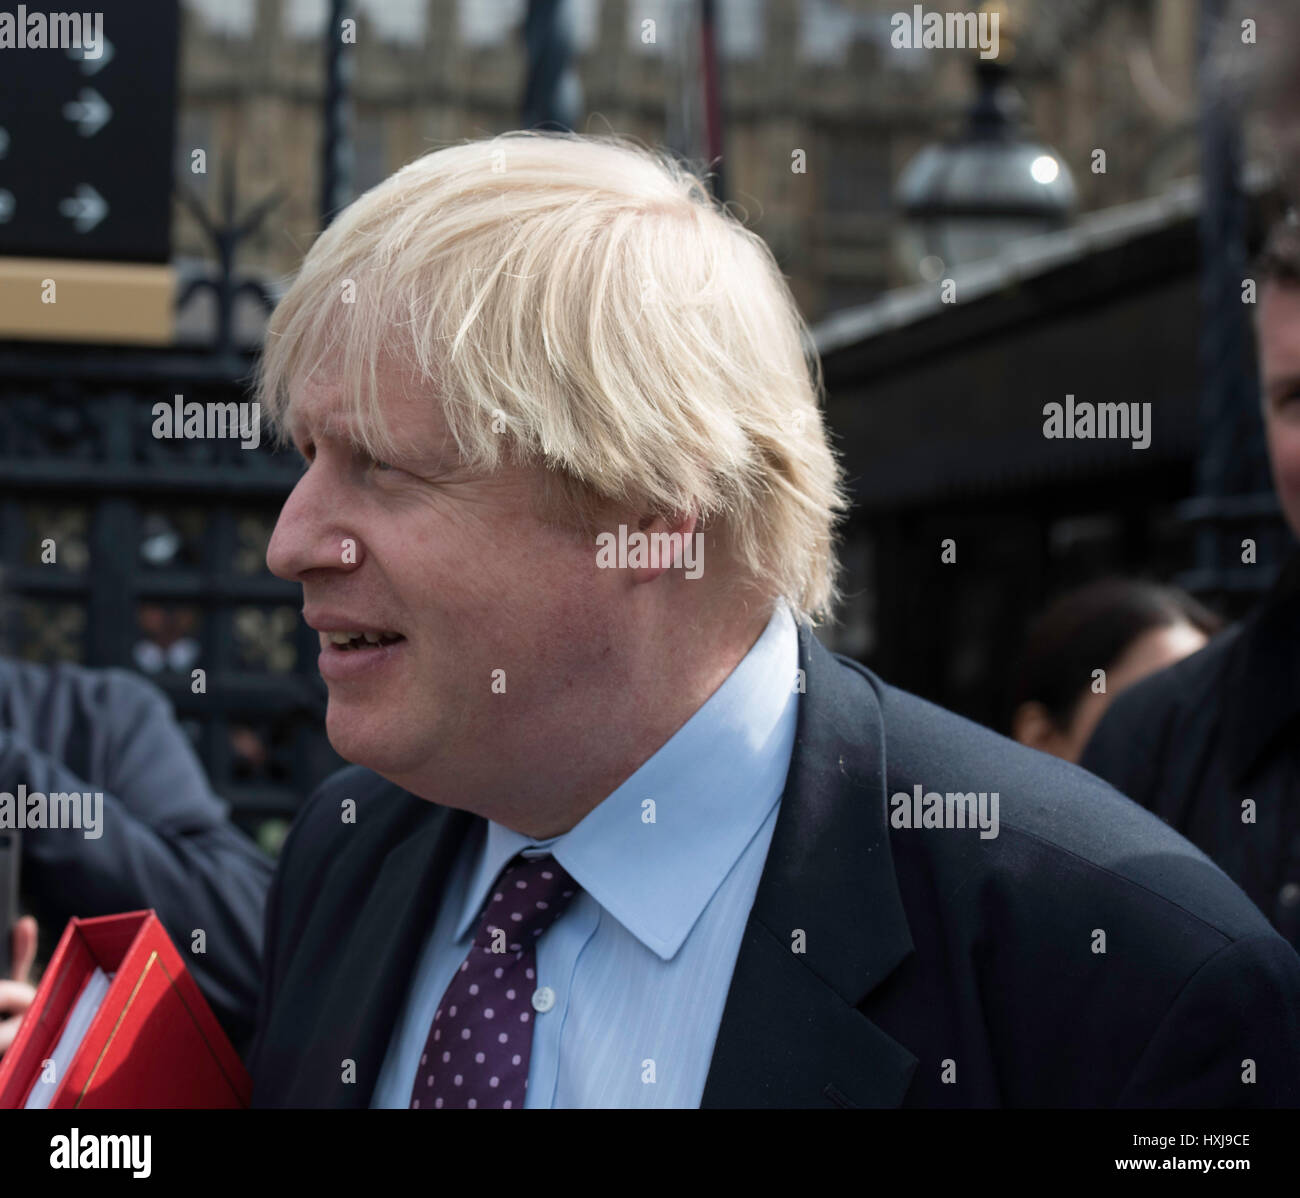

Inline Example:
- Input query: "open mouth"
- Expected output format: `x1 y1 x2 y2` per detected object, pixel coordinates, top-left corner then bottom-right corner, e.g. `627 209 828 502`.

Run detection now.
324 630 406 652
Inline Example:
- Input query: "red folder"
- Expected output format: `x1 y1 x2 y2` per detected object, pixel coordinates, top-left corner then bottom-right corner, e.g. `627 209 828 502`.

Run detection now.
0 910 250 1108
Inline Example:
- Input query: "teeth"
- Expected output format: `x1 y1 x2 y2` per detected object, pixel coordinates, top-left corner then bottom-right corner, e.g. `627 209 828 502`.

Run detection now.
325 629 402 647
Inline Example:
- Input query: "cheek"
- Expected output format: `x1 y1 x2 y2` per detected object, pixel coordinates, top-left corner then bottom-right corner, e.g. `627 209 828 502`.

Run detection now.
391 511 602 639
1268 419 1300 533
380 504 514 596
1271 422 1300 487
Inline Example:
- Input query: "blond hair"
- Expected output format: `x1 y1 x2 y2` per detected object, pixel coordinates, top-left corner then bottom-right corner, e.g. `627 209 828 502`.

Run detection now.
257 130 847 622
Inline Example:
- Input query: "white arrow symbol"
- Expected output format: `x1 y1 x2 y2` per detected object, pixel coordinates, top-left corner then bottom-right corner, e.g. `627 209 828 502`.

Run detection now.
62 87 112 137
0 189 14 224
69 36 114 75
58 183 108 232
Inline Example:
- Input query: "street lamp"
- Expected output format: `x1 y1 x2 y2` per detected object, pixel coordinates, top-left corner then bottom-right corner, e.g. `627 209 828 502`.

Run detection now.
896 54 1076 281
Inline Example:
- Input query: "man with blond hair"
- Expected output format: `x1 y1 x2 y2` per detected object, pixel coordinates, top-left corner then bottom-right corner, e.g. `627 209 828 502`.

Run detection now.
248 131 1300 1109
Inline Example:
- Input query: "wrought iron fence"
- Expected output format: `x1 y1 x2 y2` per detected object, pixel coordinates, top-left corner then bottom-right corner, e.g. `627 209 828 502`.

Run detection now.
0 340 342 848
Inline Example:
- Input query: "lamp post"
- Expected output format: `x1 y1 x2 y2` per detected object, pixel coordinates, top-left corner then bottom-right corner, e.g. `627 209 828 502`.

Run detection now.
896 52 1076 281
664 0 726 203
1175 0 1276 603
320 0 354 229
522 0 582 132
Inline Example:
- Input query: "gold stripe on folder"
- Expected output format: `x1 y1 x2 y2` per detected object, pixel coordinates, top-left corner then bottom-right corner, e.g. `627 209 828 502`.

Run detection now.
77 951 157 1108
73 950 246 1108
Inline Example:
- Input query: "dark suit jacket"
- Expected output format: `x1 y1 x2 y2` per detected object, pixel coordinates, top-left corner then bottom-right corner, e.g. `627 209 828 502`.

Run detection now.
1082 549 1300 948
248 626 1300 1107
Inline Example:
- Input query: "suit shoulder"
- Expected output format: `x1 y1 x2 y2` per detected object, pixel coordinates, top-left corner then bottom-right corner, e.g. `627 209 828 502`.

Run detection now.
268 765 448 949
831 654 1277 947
280 764 428 867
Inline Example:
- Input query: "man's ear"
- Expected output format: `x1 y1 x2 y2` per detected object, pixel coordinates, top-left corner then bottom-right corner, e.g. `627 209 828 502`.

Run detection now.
629 511 699 583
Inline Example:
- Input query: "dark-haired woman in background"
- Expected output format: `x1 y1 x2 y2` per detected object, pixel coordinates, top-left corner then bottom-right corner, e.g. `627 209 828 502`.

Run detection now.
1010 580 1223 763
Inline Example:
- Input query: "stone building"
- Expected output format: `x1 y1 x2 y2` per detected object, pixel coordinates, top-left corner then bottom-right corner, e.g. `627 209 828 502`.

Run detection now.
173 0 1208 333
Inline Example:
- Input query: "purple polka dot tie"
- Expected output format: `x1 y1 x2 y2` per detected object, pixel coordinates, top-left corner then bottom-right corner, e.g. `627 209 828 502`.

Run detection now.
409 853 579 1109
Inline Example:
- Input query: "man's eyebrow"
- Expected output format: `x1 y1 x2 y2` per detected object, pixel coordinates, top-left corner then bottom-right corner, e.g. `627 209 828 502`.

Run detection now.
287 417 366 452
282 414 457 469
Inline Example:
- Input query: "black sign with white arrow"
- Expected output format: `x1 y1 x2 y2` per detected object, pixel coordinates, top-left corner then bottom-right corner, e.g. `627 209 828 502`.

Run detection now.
0 1 178 262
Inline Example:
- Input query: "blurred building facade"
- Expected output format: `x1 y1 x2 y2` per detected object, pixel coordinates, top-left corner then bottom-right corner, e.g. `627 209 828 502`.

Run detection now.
174 0 1209 332
812 172 1289 728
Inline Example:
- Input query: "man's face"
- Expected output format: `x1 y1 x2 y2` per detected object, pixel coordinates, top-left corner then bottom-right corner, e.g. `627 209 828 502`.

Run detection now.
1259 281 1300 541
266 367 620 796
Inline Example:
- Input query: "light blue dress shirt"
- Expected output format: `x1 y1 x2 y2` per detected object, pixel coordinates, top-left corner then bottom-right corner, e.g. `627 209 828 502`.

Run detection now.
371 603 800 1108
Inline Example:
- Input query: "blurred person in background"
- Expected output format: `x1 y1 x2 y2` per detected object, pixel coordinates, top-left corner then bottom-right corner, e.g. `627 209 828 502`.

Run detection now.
1011 580 1222 763
1082 213 1300 947
0 653 275 1056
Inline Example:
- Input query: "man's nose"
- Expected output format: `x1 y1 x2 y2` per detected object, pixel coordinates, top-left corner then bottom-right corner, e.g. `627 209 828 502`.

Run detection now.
266 467 361 580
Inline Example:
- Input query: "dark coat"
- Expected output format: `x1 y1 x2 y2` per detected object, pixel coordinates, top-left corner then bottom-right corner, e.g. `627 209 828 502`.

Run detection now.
0 658 274 1055
249 624 1300 1107
1082 550 1300 949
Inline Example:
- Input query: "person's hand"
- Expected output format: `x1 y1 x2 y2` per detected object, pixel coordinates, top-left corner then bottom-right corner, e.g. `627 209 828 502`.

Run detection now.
0 916 38 1057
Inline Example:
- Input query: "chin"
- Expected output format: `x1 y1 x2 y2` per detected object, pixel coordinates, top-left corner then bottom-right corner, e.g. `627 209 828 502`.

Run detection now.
325 702 403 771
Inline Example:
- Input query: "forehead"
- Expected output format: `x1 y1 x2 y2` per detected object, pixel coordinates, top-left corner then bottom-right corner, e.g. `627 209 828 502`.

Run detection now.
285 367 449 450
285 374 359 440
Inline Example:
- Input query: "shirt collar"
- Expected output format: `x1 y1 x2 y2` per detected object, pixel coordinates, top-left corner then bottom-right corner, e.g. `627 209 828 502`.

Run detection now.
455 603 800 959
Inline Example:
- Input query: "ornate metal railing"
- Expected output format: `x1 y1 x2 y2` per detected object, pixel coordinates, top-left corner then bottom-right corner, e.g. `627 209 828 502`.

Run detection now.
0 342 341 850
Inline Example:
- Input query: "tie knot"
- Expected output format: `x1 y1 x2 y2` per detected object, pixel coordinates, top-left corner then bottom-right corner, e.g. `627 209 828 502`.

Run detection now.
474 854 579 951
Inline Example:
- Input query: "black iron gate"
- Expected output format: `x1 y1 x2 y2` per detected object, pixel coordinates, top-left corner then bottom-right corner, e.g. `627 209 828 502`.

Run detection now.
0 340 341 851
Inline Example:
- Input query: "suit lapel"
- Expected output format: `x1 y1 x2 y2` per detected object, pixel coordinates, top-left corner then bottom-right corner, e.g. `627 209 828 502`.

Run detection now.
701 626 917 1108
298 798 478 1107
